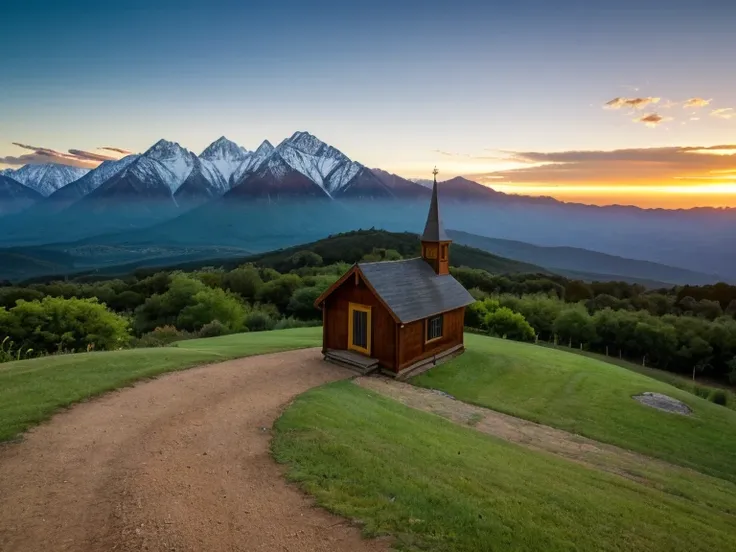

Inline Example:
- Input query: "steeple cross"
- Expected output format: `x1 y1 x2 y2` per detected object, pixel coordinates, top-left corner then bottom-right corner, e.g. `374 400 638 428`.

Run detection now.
432 166 439 181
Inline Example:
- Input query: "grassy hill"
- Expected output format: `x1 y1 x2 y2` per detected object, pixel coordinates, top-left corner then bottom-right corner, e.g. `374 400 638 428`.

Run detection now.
4 328 736 550
246 230 546 275
448 229 721 286
275 333 736 551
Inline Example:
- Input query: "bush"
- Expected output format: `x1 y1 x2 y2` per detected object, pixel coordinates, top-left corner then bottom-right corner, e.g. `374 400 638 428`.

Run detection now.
222 266 263 300
134 326 194 348
198 319 230 338
692 385 712 399
1 296 130 355
244 309 276 332
465 302 488 329
709 389 729 406
484 307 536 342
255 274 303 311
273 317 320 330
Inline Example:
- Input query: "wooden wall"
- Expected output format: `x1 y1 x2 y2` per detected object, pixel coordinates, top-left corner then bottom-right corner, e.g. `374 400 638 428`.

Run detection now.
323 272 397 369
397 307 465 370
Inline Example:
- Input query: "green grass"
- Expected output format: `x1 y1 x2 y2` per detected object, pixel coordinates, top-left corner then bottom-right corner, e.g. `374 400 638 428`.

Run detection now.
0 327 321 442
538 342 736 409
273 381 736 552
413 334 736 482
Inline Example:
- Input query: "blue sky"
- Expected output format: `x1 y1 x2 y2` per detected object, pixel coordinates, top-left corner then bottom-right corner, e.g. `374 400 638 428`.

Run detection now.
2 0 736 206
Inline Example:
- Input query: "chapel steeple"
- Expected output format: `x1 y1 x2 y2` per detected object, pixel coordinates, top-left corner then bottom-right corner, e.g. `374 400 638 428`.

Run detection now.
420 167 451 275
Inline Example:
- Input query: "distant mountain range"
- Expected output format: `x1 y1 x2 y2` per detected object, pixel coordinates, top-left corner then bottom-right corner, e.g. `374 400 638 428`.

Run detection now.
2 131 736 283
447 230 719 286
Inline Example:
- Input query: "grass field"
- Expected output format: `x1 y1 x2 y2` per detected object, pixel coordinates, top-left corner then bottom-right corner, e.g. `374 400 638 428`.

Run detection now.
0 327 321 442
537 342 736 408
412 334 736 482
273 381 736 552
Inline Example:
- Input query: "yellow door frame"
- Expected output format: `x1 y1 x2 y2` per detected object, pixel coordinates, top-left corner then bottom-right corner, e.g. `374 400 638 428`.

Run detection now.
348 302 372 355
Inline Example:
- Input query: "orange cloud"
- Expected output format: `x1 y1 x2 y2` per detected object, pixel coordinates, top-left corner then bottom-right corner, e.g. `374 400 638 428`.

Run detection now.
634 113 669 127
683 97 711 108
605 96 660 110
1 143 126 168
712 108 736 119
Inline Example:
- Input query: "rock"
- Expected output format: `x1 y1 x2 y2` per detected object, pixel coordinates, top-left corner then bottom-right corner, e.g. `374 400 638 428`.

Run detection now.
633 392 692 415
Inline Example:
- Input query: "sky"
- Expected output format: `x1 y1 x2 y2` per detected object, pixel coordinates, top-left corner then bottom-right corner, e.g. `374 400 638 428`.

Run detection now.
1 0 736 208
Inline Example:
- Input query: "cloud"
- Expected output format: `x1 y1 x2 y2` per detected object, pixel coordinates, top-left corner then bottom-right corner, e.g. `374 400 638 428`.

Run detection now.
1 142 129 168
67 149 118 162
101 146 133 154
604 97 660 110
711 108 736 119
634 113 669 127
467 145 736 186
683 97 711 108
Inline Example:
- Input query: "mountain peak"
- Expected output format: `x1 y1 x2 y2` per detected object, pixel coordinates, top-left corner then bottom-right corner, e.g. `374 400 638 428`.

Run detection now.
144 139 190 158
200 136 249 160
282 131 328 155
254 139 275 156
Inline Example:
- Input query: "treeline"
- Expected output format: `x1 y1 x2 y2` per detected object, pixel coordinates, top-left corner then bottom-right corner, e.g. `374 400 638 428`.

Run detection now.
3 235 736 388
459 287 736 385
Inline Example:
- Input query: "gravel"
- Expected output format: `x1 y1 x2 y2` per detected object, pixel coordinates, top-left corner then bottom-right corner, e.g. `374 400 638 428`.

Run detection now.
633 392 692 415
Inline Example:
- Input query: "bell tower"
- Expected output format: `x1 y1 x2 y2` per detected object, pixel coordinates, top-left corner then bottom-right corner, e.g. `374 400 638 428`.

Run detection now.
421 167 451 275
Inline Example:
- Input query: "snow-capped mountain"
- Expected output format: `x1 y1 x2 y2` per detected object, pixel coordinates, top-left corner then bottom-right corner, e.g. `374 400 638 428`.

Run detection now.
142 139 196 193
228 131 401 200
273 131 364 197
5 164 89 197
0 175 43 215
227 150 330 200
231 140 274 184
199 136 251 185
46 155 140 206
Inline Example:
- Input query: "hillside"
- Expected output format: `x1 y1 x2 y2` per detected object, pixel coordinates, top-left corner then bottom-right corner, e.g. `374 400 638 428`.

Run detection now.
246 230 547 275
448 229 721 286
14 229 546 283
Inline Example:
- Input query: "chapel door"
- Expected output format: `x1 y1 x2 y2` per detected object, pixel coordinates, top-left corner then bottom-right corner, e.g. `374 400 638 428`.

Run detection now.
348 303 371 356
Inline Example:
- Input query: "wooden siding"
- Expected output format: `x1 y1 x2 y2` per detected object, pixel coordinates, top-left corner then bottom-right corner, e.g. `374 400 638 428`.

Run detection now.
323 274 397 369
398 306 465 370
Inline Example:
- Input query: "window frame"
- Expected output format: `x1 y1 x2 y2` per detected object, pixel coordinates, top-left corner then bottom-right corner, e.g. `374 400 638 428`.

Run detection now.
425 314 444 343
348 302 372 355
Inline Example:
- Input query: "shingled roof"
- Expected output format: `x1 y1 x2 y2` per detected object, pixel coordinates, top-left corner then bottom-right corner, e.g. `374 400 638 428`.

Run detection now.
357 258 474 323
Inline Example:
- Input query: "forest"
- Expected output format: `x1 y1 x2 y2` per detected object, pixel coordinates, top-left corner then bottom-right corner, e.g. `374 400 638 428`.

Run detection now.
2 230 736 391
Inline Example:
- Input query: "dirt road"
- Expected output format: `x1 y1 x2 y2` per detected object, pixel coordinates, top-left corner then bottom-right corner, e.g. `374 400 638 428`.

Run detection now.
0 348 389 552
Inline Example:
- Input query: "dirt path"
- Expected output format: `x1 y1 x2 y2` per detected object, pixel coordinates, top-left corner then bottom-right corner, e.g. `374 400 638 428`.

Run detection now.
355 376 693 485
0 348 390 552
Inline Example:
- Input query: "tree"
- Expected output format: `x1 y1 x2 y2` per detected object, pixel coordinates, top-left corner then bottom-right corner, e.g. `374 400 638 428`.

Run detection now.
177 287 246 332
289 250 323 268
553 306 596 347
255 274 303 311
222 266 263 300
287 286 323 320
484 307 535 341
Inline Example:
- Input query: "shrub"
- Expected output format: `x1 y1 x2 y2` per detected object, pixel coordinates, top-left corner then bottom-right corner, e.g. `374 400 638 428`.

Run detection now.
692 385 712 399
198 319 230 338
273 317 320 330
222 266 263 300
709 389 729 406
465 302 488 329
484 307 535 342
136 325 194 348
1 296 130 354
244 309 276 332
255 274 303 311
